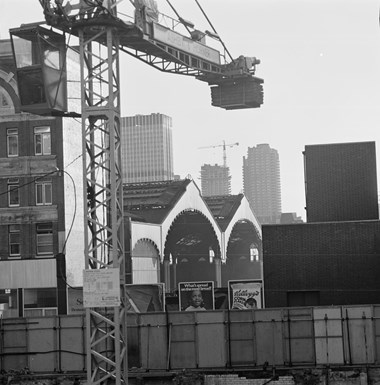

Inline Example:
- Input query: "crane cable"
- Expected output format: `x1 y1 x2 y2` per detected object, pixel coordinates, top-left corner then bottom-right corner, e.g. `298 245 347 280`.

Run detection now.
166 0 234 63
165 0 193 36
193 0 234 62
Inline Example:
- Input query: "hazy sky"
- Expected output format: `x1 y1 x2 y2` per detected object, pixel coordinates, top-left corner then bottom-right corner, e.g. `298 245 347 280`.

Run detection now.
2 0 380 220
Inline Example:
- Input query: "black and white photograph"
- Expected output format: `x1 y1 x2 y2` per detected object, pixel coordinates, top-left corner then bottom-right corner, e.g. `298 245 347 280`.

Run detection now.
1 0 380 382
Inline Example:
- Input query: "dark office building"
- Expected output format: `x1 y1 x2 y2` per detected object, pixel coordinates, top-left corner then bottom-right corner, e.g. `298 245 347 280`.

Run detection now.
263 221 380 308
304 141 378 222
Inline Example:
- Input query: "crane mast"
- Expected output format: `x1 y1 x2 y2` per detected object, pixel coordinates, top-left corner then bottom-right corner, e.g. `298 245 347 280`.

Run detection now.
80 24 127 385
9 1 264 384
27 1 129 384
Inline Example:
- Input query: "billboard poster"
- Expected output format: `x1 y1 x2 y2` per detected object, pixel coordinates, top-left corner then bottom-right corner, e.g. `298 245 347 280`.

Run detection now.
228 279 263 310
124 283 165 313
178 281 214 311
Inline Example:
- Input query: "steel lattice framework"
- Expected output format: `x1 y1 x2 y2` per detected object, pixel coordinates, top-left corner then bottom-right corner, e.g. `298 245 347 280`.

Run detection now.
12 3 263 384
79 24 127 385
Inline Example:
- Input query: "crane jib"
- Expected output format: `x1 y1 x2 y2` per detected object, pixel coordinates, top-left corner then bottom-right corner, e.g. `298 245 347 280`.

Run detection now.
152 22 221 65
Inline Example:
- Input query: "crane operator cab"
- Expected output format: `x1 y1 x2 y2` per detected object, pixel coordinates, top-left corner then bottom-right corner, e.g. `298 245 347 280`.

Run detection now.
9 25 67 116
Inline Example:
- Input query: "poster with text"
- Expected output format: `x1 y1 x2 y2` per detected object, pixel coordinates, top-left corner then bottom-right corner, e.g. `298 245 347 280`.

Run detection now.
67 287 84 314
228 279 263 310
124 283 165 313
178 281 214 311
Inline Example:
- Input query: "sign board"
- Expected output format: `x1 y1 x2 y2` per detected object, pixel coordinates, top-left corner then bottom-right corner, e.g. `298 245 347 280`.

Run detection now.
178 281 214 311
228 279 263 310
67 287 84 314
83 268 120 308
153 23 221 65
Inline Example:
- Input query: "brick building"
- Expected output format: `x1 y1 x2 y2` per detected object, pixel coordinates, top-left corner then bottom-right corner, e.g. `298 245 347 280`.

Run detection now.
263 221 380 307
304 141 378 222
0 38 83 317
263 140 380 308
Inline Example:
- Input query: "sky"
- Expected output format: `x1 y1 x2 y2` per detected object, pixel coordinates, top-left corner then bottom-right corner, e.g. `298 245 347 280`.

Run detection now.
2 0 380 221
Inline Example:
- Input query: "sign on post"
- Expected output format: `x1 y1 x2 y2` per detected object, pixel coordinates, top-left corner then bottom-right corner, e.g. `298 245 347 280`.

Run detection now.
83 268 120 308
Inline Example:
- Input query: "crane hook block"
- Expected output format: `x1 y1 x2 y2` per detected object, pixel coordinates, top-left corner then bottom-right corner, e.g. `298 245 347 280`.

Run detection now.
9 25 67 116
210 77 264 110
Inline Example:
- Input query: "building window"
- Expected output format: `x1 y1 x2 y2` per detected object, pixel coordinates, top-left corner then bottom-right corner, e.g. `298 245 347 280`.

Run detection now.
9 225 21 257
0 289 18 318
34 126 51 155
24 288 57 317
7 128 18 157
8 178 20 207
36 180 52 205
36 222 53 255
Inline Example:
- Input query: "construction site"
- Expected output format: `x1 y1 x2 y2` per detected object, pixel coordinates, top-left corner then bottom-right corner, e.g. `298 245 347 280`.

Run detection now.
1 1 379 385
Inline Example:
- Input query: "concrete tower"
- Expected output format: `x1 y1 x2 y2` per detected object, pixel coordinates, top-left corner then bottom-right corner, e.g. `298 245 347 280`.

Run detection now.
243 144 282 224
201 164 231 196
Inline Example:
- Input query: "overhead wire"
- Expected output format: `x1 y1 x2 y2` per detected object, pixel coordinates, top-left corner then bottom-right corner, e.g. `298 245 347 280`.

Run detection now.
0 169 59 199
59 169 77 256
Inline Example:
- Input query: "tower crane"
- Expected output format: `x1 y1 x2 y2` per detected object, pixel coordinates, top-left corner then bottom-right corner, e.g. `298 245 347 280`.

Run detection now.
199 140 239 168
8 1 263 384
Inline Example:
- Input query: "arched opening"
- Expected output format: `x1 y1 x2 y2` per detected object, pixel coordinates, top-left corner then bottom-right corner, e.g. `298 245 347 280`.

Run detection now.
132 239 160 284
162 210 220 291
222 220 262 286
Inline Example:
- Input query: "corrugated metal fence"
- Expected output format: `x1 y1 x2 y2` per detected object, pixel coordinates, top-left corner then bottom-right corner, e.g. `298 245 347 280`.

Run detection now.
1 305 379 372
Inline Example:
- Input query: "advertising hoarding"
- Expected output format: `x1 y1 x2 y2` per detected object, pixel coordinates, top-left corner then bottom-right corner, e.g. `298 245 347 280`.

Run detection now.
228 279 263 309
178 281 214 311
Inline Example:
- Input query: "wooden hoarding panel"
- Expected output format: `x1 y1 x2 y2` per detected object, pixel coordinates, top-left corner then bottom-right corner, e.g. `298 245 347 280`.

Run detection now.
255 309 284 366
27 317 57 372
343 306 375 364
139 313 168 370
283 308 315 365
1 319 28 371
313 307 344 364
168 312 197 369
197 311 227 368
374 305 380 364
228 310 255 365
59 315 86 372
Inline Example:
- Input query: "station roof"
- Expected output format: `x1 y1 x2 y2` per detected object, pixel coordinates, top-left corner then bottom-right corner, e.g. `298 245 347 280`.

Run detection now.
123 179 191 224
123 180 249 232
203 194 244 232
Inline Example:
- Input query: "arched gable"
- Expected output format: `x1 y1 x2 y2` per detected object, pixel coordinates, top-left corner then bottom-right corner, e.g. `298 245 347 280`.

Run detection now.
132 238 160 256
224 196 262 255
160 180 222 255
130 222 162 259
131 238 161 284
163 208 221 259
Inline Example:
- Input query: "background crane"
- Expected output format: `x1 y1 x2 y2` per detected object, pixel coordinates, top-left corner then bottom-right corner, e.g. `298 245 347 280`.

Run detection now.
198 140 239 168
9 1 263 384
